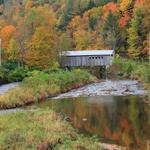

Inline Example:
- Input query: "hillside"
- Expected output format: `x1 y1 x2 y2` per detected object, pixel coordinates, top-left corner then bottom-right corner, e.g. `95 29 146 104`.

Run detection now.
0 0 150 68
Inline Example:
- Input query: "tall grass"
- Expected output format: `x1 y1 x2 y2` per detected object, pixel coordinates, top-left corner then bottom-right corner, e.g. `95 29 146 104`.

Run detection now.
0 109 101 150
0 69 96 109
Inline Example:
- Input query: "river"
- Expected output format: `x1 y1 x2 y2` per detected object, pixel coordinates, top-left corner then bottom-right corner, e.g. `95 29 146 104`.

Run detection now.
29 80 150 149
0 80 150 149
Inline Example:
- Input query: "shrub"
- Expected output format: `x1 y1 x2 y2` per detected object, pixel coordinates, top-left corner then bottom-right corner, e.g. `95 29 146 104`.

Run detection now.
0 69 96 109
7 67 30 82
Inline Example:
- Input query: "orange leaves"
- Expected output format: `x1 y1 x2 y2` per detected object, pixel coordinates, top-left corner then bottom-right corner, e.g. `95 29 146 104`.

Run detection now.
0 25 16 49
119 12 130 28
67 16 82 33
103 2 118 19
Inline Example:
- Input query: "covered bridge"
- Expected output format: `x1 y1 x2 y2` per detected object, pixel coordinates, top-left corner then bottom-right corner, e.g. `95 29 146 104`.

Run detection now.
60 50 114 68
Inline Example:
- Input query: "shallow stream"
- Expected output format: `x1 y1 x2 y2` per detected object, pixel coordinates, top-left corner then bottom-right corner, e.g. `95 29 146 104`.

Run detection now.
0 80 150 149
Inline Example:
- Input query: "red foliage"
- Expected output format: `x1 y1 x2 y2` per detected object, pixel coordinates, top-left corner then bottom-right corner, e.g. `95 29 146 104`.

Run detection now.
119 12 130 28
103 2 118 18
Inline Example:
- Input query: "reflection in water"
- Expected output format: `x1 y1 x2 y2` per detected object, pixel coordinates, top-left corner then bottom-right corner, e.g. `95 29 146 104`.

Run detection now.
35 96 150 149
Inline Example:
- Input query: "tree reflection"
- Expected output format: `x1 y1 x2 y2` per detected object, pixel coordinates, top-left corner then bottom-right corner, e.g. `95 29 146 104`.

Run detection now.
40 95 150 149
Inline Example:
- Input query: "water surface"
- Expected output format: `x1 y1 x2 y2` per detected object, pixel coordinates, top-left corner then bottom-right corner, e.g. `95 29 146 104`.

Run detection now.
34 95 150 149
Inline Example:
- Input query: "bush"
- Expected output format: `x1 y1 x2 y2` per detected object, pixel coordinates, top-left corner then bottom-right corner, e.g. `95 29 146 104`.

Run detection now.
7 67 30 82
0 69 96 109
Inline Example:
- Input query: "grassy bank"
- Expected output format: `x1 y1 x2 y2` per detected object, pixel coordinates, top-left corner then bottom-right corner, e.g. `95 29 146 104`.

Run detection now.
0 109 101 150
0 69 96 109
110 57 150 100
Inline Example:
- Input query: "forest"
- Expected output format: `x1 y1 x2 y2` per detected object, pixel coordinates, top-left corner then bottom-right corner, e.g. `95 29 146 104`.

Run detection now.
0 0 149 70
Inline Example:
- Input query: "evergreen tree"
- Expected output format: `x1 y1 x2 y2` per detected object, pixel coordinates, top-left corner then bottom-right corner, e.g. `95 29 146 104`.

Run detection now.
57 0 74 30
102 11 119 50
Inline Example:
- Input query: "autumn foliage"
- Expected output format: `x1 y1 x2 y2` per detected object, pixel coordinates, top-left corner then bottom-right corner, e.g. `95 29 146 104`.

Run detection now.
103 2 118 18
0 0 149 68
0 25 16 49
119 12 130 28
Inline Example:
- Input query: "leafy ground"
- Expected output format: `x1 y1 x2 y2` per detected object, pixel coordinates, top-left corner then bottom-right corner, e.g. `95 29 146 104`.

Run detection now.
0 109 102 150
0 69 96 109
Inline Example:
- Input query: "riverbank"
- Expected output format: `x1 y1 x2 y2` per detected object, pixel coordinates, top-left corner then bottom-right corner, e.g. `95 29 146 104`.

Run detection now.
54 80 146 99
109 57 150 101
0 108 103 150
0 69 96 109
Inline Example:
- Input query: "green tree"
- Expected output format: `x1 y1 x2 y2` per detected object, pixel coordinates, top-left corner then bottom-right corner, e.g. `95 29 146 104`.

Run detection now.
57 0 74 30
127 9 143 59
7 38 18 62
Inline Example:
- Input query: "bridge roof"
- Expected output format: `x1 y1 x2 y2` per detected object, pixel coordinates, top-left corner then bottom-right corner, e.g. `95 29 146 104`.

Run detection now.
61 50 114 56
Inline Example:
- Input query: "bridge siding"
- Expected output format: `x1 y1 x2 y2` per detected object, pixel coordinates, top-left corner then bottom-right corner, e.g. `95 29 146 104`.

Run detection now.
61 55 113 67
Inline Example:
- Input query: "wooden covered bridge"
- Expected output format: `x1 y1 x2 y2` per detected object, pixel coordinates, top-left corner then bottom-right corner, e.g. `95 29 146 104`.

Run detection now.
60 50 114 68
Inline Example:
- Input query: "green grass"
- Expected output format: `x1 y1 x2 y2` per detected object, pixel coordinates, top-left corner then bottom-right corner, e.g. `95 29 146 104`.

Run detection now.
0 109 101 150
110 57 150 100
0 69 96 109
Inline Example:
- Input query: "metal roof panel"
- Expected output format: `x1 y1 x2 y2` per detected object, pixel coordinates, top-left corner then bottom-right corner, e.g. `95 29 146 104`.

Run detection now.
61 50 114 56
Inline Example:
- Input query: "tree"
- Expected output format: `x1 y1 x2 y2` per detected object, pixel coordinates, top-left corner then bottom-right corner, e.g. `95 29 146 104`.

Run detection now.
0 25 16 50
127 9 143 59
73 30 92 49
118 12 130 28
24 6 57 36
57 0 74 30
58 33 73 52
103 2 118 19
7 38 18 62
143 32 150 59
102 11 119 50
119 0 131 12
67 16 82 36
25 27 58 69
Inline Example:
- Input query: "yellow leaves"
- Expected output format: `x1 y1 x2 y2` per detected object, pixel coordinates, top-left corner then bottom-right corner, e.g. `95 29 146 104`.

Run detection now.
73 30 107 50
24 5 57 37
119 0 132 12
25 27 58 69
7 38 18 61
73 30 91 50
